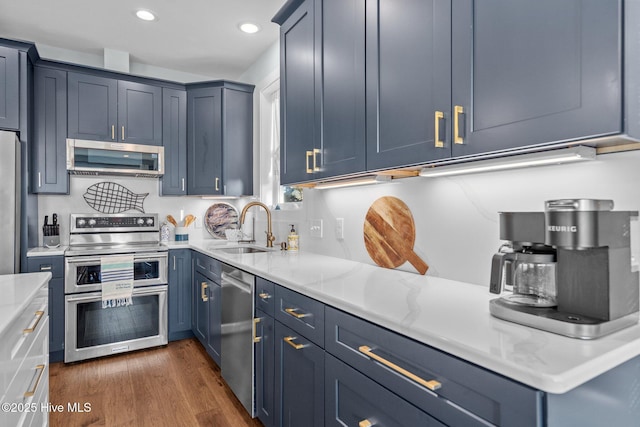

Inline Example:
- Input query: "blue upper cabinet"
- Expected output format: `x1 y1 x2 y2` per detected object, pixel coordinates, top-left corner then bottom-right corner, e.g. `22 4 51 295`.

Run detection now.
161 88 187 195
450 0 622 157
366 0 452 169
186 83 254 196
32 66 69 194
0 46 20 131
68 72 162 145
278 0 319 185
117 81 162 146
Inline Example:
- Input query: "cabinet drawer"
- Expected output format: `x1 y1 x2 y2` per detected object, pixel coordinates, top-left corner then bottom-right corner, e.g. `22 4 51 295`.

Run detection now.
255 277 275 316
325 307 542 426
326 354 445 427
26 256 64 278
193 252 221 282
275 285 324 347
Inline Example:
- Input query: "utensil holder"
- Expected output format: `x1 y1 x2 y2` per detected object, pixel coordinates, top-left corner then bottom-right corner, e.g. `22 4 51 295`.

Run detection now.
175 227 189 242
43 224 60 248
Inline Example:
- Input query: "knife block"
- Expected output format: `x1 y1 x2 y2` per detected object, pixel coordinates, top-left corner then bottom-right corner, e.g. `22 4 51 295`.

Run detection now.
43 224 60 248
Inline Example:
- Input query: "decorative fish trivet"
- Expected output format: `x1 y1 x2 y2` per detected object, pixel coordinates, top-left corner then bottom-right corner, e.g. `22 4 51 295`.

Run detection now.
83 182 148 213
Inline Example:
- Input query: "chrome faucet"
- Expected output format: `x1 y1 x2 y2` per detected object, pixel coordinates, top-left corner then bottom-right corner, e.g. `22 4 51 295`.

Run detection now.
240 201 275 248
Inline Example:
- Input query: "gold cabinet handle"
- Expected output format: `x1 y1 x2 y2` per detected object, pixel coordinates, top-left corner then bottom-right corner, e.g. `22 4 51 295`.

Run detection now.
259 292 271 300
24 364 46 398
284 336 305 350
434 111 444 148
253 317 262 343
285 307 308 319
313 148 321 172
23 310 45 334
215 177 220 191
454 105 464 144
359 345 441 391
359 420 373 427
201 282 209 302
111 125 115 140
306 151 314 173
121 125 125 140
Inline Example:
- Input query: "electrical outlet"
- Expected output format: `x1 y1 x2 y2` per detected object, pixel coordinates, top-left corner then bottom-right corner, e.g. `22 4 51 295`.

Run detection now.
335 218 344 240
310 219 323 238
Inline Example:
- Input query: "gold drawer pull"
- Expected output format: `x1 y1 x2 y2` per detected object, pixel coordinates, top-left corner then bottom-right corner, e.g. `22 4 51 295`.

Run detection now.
121 125 125 140
23 311 45 334
215 177 220 191
306 151 314 173
284 336 305 350
253 318 261 343
111 125 115 140
313 148 321 171
201 282 209 302
24 364 45 398
359 420 373 427
285 308 308 319
359 345 441 391
259 292 271 300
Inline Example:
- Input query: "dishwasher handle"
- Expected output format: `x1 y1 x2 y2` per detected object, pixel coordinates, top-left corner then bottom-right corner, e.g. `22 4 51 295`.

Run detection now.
221 271 253 294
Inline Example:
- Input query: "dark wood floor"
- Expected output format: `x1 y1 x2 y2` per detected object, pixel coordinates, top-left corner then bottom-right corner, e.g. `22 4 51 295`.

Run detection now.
49 338 263 427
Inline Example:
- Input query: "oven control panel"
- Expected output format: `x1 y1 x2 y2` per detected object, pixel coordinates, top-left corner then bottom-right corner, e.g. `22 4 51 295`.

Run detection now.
70 214 158 232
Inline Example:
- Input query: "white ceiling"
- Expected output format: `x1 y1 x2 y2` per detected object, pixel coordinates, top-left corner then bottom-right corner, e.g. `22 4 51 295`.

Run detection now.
0 0 286 81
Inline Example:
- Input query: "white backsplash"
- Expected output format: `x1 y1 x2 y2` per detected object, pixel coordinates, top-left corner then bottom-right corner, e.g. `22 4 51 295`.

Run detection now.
272 150 640 287
39 150 640 289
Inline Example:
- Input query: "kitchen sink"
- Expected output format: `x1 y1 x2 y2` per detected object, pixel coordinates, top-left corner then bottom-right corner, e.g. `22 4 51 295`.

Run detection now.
214 246 271 254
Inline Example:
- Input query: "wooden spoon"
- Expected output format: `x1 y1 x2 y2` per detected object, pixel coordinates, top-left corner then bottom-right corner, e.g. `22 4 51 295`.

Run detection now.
166 215 178 227
183 214 195 227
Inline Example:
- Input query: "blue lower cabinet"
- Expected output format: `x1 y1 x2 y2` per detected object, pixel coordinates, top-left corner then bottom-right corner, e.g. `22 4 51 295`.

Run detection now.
255 310 275 427
192 270 221 365
274 321 324 427
325 354 446 427
26 256 65 362
206 279 221 365
168 249 192 341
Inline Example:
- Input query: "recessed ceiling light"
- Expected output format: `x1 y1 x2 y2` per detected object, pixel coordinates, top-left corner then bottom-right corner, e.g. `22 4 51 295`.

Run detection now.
239 23 261 34
136 9 157 21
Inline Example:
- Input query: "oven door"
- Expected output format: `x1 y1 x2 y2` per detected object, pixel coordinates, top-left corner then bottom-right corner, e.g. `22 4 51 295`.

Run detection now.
65 252 168 293
64 285 168 363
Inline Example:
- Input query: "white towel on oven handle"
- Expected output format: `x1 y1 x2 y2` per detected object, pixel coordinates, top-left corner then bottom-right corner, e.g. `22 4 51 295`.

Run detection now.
101 255 134 308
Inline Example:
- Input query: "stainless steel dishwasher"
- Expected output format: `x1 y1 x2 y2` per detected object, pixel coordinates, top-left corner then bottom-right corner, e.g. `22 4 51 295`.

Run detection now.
221 264 255 417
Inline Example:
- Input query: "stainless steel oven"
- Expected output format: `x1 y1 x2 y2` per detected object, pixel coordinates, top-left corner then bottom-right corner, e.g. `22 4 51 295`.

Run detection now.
64 213 168 363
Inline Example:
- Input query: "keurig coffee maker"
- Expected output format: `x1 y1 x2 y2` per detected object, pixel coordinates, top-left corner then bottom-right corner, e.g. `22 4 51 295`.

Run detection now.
489 199 639 339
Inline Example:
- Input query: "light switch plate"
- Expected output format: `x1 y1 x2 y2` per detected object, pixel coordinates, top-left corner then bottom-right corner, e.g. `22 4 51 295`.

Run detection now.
335 218 344 240
310 219 323 238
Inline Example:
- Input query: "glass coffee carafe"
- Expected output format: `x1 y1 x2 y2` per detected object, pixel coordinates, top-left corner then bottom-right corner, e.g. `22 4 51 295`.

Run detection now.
491 244 557 307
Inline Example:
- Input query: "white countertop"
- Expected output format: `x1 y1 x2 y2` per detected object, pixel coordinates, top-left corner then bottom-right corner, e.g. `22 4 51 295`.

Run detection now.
0 273 52 336
171 239 640 394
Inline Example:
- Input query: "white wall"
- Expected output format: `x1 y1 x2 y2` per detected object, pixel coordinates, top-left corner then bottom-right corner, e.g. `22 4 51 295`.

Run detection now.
272 150 640 287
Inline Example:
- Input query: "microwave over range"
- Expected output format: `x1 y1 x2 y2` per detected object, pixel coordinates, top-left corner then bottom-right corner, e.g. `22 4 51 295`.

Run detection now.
66 139 164 177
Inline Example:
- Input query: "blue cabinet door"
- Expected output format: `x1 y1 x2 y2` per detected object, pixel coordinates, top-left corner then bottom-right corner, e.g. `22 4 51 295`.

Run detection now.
451 0 621 156
168 249 192 341
255 310 275 427
187 87 223 195
207 279 221 365
366 0 452 169
222 88 253 196
32 66 68 194
117 80 162 146
193 271 208 345
274 321 324 427
161 88 187 195
68 72 118 141
318 0 366 178
279 0 320 185
0 46 19 130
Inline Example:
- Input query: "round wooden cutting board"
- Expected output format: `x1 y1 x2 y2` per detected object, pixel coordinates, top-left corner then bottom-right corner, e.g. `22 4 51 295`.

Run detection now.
364 196 429 275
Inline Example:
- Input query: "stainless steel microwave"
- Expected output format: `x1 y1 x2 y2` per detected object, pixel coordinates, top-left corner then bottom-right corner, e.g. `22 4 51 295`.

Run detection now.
66 139 164 177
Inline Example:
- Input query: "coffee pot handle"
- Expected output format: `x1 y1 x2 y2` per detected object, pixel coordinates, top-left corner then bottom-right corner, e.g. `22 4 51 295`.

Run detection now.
490 248 515 294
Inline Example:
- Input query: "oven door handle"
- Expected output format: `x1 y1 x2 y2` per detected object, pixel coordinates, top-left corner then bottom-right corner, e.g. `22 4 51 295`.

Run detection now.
66 254 166 265
67 285 168 302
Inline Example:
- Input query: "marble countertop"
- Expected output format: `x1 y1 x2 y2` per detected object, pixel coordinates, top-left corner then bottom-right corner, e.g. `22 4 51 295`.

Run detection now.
27 246 67 257
168 239 640 394
0 273 52 336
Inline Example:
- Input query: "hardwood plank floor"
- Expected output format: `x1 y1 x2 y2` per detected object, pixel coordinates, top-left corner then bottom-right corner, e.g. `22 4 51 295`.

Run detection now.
49 338 263 427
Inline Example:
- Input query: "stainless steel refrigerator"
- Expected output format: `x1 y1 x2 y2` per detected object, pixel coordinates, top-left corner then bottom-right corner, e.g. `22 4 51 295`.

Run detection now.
0 130 20 274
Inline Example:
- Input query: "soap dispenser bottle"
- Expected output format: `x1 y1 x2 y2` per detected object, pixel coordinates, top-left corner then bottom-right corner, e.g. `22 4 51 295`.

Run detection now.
287 224 299 251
